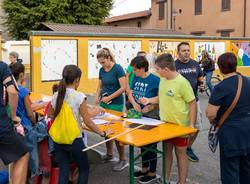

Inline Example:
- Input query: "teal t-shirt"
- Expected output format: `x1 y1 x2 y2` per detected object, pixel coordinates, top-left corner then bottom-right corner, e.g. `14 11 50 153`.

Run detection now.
99 64 125 105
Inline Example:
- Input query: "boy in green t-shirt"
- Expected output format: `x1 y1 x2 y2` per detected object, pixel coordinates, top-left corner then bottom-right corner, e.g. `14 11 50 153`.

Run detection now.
140 54 197 184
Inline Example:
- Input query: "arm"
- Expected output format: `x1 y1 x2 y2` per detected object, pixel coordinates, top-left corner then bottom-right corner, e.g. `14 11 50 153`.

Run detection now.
127 88 141 112
87 104 105 117
95 80 102 104
125 72 131 94
4 76 19 122
206 104 220 122
102 76 126 103
140 96 159 106
188 99 197 127
24 95 36 125
80 101 111 136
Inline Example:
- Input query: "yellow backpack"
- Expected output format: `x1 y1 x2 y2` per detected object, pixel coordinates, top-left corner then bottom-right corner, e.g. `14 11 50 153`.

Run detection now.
49 95 80 144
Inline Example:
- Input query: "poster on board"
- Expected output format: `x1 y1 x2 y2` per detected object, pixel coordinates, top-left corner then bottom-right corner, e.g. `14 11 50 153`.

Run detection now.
194 42 226 62
41 39 77 81
88 40 141 78
149 41 180 60
231 42 250 66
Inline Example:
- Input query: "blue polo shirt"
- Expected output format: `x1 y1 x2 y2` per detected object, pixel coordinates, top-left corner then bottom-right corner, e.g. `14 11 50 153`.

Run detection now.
209 75 250 157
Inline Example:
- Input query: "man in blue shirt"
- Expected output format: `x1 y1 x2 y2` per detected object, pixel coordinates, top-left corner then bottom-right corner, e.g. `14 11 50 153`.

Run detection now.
0 61 29 183
175 42 204 162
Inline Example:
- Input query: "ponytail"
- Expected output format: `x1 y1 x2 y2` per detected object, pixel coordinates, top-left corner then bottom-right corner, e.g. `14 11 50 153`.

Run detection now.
54 78 66 119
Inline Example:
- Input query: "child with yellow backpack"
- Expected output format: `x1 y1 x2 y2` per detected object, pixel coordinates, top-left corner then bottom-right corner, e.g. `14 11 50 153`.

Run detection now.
48 65 113 184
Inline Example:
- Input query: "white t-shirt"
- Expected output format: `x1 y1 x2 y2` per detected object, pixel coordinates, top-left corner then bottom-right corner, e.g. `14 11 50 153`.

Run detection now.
51 88 87 138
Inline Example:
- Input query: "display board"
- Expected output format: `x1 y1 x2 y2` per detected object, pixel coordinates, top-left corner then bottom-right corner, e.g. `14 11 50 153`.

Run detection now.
149 41 180 60
88 40 141 78
231 42 250 66
41 39 77 81
194 42 226 62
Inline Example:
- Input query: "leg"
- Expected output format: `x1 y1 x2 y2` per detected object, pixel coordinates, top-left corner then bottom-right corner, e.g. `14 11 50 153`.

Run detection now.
141 146 150 172
11 152 29 184
220 149 240 184
54 144 71 184
165 142 174 183
175 146 188 184
206 71 213 93
71 138 89 184
148 143 157 176
115 140 125 161
239 153 250 184
106 140 113 156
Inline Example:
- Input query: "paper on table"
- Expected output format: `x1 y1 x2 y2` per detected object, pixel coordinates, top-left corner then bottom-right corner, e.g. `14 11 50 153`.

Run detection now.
92 119 109 125
93 112 120 120
126 117 164 126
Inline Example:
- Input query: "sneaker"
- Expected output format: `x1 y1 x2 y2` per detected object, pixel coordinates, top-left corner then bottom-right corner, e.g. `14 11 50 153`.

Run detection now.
134 170 148 179
186 147 199 162
102 154 116 163
112 160 128 172
139 175 157 184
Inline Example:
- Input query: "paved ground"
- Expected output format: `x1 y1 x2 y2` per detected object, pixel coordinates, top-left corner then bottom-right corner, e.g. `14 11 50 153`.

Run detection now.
0 79 221 183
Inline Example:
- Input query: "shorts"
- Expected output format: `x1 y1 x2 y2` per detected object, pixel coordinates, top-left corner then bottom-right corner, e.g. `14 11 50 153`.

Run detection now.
166 137 188 147
0 129 29 165
195 100 203 130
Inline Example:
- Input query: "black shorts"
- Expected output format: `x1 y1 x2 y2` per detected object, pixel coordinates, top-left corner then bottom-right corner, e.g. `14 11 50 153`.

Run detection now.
0 129 29 165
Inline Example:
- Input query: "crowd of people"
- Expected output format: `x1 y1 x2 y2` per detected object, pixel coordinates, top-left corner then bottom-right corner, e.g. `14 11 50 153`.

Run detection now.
1 42 250 184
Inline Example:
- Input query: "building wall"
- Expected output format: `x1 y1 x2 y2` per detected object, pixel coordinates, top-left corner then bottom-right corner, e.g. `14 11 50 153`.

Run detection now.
0 0 11 40
173 0 250 37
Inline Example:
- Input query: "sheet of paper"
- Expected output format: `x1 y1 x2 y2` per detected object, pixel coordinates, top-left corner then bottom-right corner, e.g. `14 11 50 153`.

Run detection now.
92 119 109 125
125 117 164 126
93 112 120 120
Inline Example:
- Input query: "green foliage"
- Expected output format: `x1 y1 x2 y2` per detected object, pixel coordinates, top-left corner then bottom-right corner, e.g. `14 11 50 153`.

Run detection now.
2 0 113 40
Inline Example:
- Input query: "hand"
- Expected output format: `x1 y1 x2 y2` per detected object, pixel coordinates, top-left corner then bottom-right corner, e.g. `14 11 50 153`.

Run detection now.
104 129 114 136
139 97 150 106
15 123 25 136
142 105 154 113
101 96 111 104
91 106 105 117
11 116 21 124
132 103 142 112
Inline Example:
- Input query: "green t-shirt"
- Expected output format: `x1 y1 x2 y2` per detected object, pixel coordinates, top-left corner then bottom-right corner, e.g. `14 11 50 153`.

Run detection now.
127 65 135 88
159 74 195 127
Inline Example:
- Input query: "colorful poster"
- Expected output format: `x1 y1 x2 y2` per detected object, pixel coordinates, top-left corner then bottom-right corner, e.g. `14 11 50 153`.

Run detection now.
231 42 250 66
149 41 180 60
194 42 226 62
88 40 141 78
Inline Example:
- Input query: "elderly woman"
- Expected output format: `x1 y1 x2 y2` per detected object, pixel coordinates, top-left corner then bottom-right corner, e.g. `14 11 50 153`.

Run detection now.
8 51 22 68
206 52 250 184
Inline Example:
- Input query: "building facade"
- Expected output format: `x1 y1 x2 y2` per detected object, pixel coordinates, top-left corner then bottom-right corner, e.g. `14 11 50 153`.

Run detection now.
105 0 250 37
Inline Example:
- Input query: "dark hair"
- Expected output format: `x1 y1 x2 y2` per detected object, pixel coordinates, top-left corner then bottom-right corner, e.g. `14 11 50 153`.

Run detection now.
130 56 149 72
137 51 146 56
10 62 25 80
52 84 59 94
54 65 82 118
155 54 176 71
177 42 190 52
217 52 237 74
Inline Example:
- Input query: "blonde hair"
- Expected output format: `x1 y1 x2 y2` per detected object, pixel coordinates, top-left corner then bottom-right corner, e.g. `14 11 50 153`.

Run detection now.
96 48 115 63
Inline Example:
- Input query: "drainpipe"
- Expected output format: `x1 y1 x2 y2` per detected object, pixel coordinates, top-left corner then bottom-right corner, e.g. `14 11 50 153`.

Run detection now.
170 0 173 29
243 0 246 37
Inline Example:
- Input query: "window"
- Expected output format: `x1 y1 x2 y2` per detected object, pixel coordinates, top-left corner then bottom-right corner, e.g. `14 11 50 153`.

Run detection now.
137 21 142 28
195 0 202 15
159 2 165 20
222 0 230 11
220 31 231 37
191 31 205 36
217 29 234 37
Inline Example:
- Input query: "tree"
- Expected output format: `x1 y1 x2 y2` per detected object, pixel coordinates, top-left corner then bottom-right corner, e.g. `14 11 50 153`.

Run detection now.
2 0 114 40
